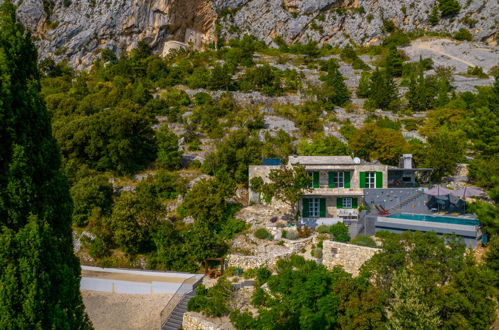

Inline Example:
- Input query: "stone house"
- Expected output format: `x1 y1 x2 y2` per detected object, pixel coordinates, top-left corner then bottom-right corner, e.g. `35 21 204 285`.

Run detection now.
249 156 388 221
249 155 431 227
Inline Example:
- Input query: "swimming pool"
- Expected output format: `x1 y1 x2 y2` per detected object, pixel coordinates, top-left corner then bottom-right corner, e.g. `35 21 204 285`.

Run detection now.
387 213 479 226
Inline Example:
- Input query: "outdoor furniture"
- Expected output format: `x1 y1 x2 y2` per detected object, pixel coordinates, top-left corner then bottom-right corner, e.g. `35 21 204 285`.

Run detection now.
204 258 225 278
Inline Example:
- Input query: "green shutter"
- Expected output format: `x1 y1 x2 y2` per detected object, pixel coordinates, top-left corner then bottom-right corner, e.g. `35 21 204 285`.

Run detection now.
320 198 326 217
336 197 343 209
376 172 383 188
328 172 336 188
359 172 366 188
352 198 358 208
344 171 351 188
307 172 313 188
302 199 309 217
313 172 320 188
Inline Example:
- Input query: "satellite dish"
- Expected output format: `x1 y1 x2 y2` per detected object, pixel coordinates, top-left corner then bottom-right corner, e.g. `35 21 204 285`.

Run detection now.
353 157 361 164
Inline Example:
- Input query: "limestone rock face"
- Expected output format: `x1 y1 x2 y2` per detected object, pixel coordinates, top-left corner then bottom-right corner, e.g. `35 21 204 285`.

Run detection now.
216 0 497 47
9 0 498 67
12 0 216 68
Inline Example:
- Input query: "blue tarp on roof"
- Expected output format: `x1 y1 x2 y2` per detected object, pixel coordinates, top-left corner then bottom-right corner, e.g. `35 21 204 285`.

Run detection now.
262 158 281 166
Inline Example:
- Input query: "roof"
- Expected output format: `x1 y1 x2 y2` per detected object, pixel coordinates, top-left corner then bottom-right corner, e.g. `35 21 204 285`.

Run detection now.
288 156 356 165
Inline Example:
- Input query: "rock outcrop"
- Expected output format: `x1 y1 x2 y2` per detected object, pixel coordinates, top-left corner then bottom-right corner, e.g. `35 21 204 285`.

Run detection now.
13 0 216 68
9 0 498 67
216 0 497 47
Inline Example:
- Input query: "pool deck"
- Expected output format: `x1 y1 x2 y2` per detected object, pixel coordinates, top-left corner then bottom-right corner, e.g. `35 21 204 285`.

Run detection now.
376 215 480 238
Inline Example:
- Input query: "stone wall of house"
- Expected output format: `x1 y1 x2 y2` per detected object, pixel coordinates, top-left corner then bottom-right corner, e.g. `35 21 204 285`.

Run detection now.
322 241 380 276
183 312 222 330
248 165 280 204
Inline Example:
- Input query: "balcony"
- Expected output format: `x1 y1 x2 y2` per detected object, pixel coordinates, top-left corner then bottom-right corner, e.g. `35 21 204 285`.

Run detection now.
303 187 363 197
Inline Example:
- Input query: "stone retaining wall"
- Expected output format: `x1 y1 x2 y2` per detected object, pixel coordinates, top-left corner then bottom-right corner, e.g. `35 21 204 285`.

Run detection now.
322 241 380 276
226 253 291 270
183 312 222 330
227 236 313 269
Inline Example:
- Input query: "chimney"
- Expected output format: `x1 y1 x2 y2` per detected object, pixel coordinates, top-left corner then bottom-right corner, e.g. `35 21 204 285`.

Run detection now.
402 154 413 169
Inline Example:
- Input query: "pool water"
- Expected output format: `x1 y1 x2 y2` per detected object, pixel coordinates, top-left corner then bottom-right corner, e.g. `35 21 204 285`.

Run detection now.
387 213 479 226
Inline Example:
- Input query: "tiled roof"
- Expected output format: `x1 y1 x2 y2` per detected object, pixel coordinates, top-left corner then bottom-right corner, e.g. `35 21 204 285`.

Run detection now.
288 156 355 165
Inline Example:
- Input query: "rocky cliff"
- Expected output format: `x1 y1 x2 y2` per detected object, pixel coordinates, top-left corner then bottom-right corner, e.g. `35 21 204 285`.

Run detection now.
11 0 498 67
216 0 497 47
14 0 216 67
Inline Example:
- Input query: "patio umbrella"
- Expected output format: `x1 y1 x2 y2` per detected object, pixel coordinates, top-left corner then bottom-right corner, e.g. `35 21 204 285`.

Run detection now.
452 186 485 214
425 185 454 196
453 186 485 198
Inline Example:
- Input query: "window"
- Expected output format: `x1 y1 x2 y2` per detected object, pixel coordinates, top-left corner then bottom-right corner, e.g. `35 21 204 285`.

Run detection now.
309 198 320 217
335 172 344 188
366 171 376 188
342 197 352 208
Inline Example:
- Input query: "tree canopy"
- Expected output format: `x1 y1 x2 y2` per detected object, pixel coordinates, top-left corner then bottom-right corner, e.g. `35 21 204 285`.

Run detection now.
0 1 90 327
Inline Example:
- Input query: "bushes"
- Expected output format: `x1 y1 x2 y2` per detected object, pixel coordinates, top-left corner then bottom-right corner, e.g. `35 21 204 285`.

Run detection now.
241 64 282 96
454 28 472 41
283 230 299 240
350 234 377 248
254 228 272 240
438 0 461 17
187 278 234 317
330 223 350 242
467 66 487 78
311 247 323 258
316 225 330 234
71 175 113 227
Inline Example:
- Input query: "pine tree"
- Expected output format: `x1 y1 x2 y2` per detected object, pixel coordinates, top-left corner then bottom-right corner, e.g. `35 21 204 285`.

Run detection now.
385 47 403 77
356 72 371 98
321 59 350 106
0 2 91 328
368 68 399 110
387 271 442 329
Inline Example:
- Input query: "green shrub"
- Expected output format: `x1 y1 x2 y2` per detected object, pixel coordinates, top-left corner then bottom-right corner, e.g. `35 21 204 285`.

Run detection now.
467 66 488 78
285 230 299 240
375 230 397 239
256 267 272 284
187 278 234 317
88 237 110 259
454 28 472 41
350 234 377 248
254 228 272 240
316 225 330 234
311 247 323 258
429 6 440 26
438 0 461 17
243 268 258 279
329 223 350 242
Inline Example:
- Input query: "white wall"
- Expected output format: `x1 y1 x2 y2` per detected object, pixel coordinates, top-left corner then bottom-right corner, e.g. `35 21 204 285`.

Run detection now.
80 266 203 294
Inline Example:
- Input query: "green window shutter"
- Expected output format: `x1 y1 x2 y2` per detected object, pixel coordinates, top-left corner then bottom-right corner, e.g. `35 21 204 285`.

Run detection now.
344 171 351 188
320 198 326 217
359 172 366 188
376 172 383 188
307 172 313 188
352 198 358 208
302 199 309 217
313 172 320 188
328 172 336 188
336 197 343 209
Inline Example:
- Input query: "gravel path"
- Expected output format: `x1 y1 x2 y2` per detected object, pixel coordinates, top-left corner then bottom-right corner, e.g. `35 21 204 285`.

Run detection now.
82 290 174 330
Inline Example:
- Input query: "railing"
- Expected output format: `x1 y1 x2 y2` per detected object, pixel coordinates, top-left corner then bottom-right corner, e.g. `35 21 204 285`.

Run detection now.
159 275 199 329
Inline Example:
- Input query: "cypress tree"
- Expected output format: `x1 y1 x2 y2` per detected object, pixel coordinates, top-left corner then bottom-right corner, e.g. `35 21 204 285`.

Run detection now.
0 2 91 328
